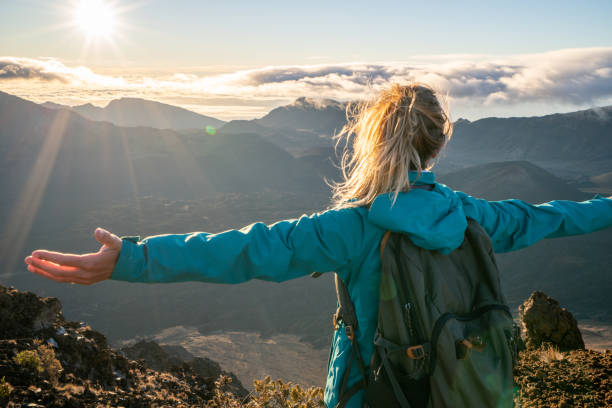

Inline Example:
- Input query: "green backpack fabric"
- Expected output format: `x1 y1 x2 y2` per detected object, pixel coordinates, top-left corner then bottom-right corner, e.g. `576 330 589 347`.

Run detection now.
334 218 518 408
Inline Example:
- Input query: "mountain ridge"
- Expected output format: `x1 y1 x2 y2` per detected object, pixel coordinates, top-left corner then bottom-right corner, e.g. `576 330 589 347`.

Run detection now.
41 96 225 130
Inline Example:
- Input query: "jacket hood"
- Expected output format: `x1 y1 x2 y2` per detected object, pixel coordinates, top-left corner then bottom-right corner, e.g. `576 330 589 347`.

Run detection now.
367 171 468 254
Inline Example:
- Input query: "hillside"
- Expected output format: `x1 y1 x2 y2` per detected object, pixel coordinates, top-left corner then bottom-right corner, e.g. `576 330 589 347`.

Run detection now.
445 106 612 177
438 160 590 203
42 98 225 130
0 284 246 406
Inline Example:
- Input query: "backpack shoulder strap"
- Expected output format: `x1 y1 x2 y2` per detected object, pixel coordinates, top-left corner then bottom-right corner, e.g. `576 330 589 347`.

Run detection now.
334 273 369 407
334 274 358 338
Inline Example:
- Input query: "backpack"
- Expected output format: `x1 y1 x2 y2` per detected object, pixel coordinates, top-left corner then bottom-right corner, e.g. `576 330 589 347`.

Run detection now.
332 217 519 408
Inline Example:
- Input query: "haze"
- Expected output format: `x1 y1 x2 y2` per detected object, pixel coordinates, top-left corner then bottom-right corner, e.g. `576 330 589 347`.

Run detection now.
1 1 612 120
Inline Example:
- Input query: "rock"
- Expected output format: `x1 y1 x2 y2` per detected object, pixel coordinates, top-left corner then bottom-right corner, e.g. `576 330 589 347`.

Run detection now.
519 291 585 351
0 286 64 339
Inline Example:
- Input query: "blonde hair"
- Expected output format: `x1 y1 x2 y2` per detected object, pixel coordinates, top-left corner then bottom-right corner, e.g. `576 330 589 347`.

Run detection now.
331 83 453 208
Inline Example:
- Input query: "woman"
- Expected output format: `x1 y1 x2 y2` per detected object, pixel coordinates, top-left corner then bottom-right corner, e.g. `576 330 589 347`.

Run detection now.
25 83 612 408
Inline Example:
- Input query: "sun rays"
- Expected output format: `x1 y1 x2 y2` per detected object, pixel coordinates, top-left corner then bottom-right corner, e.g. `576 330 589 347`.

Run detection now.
20 0 147 66
0 110 70 279
74 0 117 39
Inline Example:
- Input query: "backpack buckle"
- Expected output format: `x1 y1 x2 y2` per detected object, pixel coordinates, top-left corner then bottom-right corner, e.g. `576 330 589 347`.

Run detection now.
345 325 355 341
333 307 341 330
406 344 426 360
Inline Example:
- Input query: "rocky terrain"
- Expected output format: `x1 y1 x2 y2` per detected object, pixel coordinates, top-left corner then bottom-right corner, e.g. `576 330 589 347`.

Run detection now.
1 284 610 407
513 292 610 407
514 348 611 407
0 284 246 407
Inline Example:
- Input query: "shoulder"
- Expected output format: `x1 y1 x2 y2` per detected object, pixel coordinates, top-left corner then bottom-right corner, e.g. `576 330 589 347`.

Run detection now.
292 205 380 251
288 205 370 240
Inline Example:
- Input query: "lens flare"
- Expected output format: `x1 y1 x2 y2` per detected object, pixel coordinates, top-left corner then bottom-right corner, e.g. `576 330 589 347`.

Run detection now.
205 125 216 135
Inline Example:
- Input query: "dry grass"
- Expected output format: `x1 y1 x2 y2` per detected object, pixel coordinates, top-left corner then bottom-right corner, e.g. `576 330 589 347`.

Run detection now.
58 383 85 395
206 376 325 408
538 343 565 363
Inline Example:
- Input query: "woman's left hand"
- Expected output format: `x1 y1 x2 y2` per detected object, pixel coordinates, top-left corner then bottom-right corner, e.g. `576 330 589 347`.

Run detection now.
24 228 122 285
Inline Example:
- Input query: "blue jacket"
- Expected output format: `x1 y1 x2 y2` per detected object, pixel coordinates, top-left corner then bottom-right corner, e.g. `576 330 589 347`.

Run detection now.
111 171 612 408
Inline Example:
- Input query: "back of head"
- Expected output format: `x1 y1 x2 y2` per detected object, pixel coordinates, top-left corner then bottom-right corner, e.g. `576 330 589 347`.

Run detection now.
332 83 452 208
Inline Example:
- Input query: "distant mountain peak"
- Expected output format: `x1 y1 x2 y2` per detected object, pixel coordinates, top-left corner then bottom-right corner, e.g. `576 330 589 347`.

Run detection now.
79 102 98 107
290 97 345 111
41 101 68 110
39 96 225 130
590 106 612 122
108 97 157 105
454 118 471 125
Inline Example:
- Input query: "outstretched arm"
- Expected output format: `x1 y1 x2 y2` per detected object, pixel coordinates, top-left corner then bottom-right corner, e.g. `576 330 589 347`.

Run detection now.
456 192 612 253
26 208 367 285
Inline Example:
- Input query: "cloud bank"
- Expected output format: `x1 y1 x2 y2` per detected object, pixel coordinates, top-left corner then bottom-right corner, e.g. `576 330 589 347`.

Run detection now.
2 47 611 119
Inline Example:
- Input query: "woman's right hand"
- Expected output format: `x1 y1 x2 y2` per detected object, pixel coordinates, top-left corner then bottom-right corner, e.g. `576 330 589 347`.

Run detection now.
24 228 122 285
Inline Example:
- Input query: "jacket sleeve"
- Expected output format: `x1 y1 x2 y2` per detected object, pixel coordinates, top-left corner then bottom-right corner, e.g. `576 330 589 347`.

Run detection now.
110 207 366 283
455 192 612 253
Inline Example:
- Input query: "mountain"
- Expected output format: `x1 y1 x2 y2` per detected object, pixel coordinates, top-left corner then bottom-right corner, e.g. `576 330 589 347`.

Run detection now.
217 97 348 154
255 97 347 136
41 97 225 130
437 161 590 203
1 91 324 200
444 106 612 177
224 99 612 181
217 119 332 154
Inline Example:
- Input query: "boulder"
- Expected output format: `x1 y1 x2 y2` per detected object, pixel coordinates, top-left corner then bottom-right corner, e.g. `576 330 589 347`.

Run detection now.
519 291 585 351
0 286 64 339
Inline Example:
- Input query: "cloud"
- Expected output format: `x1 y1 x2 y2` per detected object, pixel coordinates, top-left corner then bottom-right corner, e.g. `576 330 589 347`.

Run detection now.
2 48 612 119
0 57 126 86
216 48 612 105
0 59 68 82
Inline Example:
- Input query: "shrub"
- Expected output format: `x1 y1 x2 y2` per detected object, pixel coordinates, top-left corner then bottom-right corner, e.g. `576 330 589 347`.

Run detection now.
13 345 62 384
0 377 11 399
37 344 62 384
13 350 42 373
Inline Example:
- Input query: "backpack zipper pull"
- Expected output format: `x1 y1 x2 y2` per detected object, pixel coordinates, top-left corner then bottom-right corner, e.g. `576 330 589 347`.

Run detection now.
404 302 414 337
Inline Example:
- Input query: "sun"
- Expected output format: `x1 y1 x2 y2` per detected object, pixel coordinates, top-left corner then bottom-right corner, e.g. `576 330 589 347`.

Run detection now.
74 0 116 38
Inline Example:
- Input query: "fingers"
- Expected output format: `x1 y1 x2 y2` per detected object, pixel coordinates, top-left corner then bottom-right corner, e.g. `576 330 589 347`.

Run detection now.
94 228 122 250
29 250 87 268
26 253 111 285
27 263 91 285
27 256 82 277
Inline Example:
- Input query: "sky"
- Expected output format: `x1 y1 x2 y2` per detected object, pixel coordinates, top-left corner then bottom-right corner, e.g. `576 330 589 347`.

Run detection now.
1 0 612 120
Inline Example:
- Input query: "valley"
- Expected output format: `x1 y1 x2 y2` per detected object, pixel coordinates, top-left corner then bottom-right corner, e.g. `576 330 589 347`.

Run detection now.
1 91 611 359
